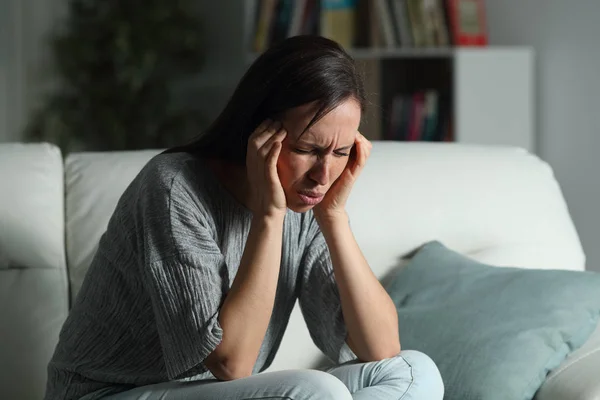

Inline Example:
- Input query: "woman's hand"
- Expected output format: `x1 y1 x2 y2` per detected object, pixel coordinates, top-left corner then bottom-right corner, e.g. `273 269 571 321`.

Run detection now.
246 119 288 218
314 132 372 222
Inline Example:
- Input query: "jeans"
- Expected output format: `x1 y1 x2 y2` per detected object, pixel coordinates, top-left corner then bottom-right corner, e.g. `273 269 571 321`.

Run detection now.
102 350 444 400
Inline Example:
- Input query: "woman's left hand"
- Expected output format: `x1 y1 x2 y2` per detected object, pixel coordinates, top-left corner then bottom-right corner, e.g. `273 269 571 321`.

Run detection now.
314 132 372 222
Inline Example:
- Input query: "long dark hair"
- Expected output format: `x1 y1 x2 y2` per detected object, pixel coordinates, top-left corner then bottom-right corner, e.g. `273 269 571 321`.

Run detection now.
165 35 366 164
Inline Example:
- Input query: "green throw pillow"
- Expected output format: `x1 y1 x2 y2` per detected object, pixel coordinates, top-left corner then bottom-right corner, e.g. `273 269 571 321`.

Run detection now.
385 241 600 400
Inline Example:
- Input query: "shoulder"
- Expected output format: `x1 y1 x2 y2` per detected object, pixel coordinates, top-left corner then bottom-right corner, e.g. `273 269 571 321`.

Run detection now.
110 152 221 225
133 152 219 203
138 152 200 189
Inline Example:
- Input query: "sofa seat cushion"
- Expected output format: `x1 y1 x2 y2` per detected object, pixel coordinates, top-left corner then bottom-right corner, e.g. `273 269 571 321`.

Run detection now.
0 268 68 400
385 241 600 400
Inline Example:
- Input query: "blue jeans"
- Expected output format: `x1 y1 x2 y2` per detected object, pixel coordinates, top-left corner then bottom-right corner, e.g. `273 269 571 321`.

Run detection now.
102 350 444 400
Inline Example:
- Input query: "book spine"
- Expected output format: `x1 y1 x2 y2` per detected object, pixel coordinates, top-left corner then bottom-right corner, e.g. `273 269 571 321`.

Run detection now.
321 0 358 49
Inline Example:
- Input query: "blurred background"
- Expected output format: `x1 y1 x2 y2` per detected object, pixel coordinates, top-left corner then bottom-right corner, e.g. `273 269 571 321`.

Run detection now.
1 0 599 271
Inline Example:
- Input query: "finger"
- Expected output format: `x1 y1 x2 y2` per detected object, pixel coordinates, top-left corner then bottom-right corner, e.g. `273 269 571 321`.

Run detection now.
250 120 280 150
357 132 372 148
266 140 282 184
260 126 287 154
248 119 273 142
351 134 367 173
357 133 372 156
255 119 272 134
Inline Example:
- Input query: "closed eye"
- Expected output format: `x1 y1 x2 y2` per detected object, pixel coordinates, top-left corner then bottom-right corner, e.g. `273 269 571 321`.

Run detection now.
293 148 313 155
334 151 350 157
294 148 350 157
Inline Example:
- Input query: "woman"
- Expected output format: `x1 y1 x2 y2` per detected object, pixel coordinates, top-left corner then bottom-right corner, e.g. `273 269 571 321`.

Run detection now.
44 35 444 400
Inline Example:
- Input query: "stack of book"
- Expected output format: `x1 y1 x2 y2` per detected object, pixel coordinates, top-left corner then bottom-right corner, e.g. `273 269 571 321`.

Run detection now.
385 90 453 142
250 0 488 52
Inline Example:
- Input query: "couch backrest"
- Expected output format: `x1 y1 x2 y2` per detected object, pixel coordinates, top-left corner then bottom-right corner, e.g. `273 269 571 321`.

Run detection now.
63 141 585 372
65 149 162 302
346 142 585 276
0 143 69 400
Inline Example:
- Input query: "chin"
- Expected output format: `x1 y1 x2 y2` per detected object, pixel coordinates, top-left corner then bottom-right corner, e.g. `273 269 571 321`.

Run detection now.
287 202 315 213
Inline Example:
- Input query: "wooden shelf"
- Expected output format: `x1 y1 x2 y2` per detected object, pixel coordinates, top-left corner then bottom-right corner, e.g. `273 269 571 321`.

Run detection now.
348 47 454 59
246 47 454 64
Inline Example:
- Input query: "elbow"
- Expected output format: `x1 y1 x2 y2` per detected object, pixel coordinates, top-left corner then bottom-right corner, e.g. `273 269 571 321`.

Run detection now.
378 344 402 361
349 334 401 362
360 343 402 362
376 340 402 361
205 352 253 381
215 362 253 381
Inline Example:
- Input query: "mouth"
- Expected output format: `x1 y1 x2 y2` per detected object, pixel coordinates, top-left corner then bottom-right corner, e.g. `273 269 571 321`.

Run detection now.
297 190 324 206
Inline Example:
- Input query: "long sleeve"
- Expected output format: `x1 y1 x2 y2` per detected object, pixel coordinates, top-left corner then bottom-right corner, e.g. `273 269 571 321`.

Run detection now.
298 213 357 365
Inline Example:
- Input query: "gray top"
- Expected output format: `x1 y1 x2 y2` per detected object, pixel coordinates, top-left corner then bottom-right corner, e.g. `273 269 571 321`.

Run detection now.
44 152 354 400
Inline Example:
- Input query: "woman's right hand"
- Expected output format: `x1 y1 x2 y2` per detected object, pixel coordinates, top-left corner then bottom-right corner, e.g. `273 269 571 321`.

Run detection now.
246 119 288 218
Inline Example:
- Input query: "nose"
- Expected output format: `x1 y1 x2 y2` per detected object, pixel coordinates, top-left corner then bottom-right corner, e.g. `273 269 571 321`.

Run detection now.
308 157 330 186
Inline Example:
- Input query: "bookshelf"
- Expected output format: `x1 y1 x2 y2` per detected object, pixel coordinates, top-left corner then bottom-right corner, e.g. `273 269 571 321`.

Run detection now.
242 1 535 152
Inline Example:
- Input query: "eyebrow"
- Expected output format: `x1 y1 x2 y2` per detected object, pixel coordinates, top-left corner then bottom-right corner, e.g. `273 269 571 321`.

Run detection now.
296 128 354 151
297 140 354 151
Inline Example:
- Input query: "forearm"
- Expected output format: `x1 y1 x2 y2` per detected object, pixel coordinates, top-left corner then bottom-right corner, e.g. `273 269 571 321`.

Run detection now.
209 214 284 378
317 213 400 362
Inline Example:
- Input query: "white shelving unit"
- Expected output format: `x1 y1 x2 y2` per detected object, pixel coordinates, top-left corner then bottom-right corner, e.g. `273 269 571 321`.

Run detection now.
242 1 535 153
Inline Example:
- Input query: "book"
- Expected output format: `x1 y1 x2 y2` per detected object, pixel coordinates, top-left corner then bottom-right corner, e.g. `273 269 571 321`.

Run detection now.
253 0 279 52
302 0 321 36
421 90 439 141
425 0 450 46
390 0 414 47
406 0 427 47
270 0 295 45
375 0 398 47
287 0 308 37
445 0 488 46
407 91 426 140
321 0 358 49
388 95 405 140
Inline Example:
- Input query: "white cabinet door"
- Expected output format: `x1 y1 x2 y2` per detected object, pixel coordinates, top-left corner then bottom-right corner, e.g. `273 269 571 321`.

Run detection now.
455 48 535 152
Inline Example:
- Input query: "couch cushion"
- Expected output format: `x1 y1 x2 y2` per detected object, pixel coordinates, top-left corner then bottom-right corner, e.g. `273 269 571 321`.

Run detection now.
384 241 600 400
0 269 68 400
344 142 586 281
65 149 162 301
387 242 600 400
0 142 66 270
0 142 69 400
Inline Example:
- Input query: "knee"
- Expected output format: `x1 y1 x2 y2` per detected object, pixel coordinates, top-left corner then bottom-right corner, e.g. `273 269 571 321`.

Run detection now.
395 350 444 399
293 370 352 400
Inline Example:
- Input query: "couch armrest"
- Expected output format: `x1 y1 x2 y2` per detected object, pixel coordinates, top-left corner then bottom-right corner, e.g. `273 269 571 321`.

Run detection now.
536 322 600 400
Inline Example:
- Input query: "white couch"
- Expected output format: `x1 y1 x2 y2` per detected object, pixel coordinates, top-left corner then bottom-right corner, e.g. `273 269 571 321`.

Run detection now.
1 141 599 400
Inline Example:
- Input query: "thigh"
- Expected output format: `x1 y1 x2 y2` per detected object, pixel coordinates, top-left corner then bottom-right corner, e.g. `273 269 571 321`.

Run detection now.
326 350 444 400
103 369 352 400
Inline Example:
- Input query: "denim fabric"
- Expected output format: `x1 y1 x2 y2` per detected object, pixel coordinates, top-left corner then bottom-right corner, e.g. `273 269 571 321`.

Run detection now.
101 350 443 400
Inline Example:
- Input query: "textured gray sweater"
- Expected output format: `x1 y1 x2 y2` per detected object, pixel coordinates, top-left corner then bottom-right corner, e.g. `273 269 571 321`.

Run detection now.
44 152 354 400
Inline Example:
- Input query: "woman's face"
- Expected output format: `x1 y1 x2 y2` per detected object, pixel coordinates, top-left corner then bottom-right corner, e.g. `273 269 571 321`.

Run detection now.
277 99 361 213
